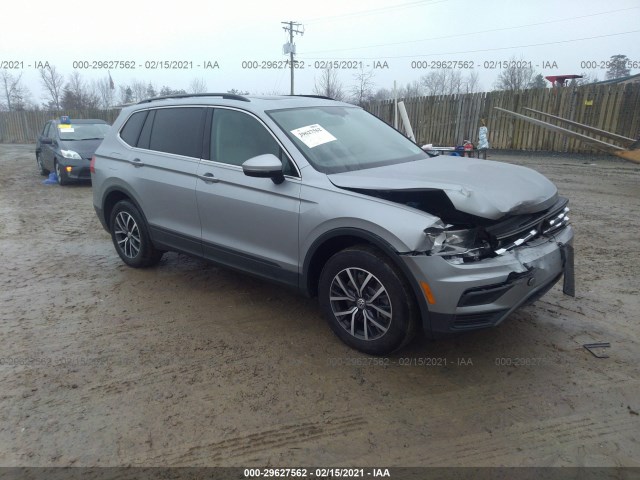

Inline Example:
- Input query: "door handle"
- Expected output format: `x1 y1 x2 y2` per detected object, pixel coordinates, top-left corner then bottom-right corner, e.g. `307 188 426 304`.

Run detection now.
129 158 144 167
198 172 219 183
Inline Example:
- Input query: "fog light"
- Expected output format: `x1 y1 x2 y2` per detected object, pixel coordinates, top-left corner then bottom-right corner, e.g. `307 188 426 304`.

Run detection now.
65 166 72 172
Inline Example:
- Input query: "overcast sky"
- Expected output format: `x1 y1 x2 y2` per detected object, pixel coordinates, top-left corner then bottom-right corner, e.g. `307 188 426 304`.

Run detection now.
2 0 639 102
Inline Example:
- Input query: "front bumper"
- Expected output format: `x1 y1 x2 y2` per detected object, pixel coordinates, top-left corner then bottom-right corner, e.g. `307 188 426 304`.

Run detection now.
401 225 574 335
59 158 91 181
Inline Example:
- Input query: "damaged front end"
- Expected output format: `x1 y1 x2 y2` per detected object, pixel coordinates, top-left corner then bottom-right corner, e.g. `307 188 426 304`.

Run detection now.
345 186 570 265
342 185 575 335
422 196 571 264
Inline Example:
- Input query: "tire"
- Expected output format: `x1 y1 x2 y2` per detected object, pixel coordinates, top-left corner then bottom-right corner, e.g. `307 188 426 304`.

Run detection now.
54 160 69 186
318 245 418 355
36 153 49 176
109 200 163 268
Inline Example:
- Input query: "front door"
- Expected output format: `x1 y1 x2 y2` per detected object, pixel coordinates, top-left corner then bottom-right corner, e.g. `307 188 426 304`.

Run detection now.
195 108 301 286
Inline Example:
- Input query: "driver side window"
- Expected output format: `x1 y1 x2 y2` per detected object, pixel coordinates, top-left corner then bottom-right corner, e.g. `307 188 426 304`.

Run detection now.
211 109 296 176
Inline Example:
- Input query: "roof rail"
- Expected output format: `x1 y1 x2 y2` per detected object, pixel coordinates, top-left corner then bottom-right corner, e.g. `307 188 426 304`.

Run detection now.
137 93 250 104
289 95 335 101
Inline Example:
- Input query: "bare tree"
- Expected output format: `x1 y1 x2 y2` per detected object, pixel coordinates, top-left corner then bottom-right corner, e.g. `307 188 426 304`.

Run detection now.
189 77 207 94
95 77 115 109
464 71 481 94
493 56 539 91
39 65 64 109
571 72 599 86
0 70 31 111
398 80 423 99
372 87 392 101
421 70 464 96
62 71 99 109
227 89 250 95
350 68 375 106
313 68 345 101
260 89 286 95
130 80 149 102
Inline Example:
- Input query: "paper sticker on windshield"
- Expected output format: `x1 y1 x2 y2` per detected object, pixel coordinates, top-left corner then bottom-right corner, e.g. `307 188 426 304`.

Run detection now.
290 124 336 148
58 124 73 130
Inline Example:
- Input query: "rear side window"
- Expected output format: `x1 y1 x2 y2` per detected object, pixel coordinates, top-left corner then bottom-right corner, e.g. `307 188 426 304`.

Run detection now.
120 111 148 146
149 108 205 158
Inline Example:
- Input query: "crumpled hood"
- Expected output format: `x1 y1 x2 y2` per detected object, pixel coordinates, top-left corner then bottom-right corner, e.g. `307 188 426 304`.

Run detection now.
328 157 558 220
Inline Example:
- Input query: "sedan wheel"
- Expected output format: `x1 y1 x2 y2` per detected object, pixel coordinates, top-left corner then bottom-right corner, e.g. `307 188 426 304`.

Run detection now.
36 154 49 176
55 161 69 186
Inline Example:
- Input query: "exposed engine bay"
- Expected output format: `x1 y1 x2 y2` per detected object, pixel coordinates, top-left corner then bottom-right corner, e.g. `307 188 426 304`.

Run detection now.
342 187 571 262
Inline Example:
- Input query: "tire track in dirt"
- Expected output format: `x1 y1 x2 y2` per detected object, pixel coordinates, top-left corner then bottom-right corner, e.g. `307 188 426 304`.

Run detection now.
362 411 640 466
132 414 368 465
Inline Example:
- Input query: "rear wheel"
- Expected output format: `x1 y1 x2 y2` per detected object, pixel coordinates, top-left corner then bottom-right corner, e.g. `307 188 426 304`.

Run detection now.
109 200 163 268
36 153 49 176
318 245 418 355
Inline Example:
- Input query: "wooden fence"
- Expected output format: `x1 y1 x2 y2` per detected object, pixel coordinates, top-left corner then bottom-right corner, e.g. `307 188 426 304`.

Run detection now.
2 85 639 153
0 109 121 144
366 83 640 154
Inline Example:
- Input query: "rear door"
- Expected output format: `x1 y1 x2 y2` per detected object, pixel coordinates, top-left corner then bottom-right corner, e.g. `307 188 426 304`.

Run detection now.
118 107 205 256
195 107 301 286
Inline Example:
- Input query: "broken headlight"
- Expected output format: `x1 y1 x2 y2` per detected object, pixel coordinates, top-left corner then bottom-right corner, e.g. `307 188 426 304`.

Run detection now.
423 222 490 262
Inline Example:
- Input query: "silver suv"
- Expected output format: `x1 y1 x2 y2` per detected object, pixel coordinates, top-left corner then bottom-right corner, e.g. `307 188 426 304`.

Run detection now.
92 93 574 355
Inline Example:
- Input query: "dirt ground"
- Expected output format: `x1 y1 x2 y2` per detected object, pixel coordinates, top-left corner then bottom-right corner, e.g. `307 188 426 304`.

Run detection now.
0 144 639 468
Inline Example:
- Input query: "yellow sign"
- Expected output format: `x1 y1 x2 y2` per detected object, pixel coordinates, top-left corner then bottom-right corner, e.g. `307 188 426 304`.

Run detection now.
584 100 594 106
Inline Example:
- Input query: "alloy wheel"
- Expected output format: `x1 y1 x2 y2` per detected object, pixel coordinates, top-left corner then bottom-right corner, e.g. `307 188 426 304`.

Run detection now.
328 267 392 341
114 211 141 259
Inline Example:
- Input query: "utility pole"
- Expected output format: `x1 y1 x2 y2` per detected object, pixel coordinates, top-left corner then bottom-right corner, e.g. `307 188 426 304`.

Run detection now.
281 21 304 95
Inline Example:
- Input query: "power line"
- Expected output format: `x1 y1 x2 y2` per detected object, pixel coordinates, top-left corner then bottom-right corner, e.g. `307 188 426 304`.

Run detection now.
298 30 640 61
302 0 448 24
302 7 640 55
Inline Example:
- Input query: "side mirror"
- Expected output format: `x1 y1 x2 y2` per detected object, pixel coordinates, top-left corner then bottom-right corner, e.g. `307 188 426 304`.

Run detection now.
40 137 53 145
242 154 285 185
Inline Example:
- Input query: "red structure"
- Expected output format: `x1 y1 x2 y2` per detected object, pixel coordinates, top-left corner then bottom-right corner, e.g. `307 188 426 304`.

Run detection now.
545 75 583 87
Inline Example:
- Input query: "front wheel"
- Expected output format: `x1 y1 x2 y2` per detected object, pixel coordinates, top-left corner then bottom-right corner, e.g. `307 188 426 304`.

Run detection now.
318 245 418 355
109 200 163 268
54 160 69 185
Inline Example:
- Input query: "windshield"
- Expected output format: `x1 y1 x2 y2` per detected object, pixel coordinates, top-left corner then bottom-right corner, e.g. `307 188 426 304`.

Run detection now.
268 106 427 174
57 123 111 141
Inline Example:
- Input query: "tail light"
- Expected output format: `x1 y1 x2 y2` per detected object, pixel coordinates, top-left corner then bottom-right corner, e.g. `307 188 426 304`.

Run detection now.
90 155 96 174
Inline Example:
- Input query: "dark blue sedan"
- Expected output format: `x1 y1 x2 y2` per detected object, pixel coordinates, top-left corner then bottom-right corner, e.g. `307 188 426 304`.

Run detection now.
36 117 111 185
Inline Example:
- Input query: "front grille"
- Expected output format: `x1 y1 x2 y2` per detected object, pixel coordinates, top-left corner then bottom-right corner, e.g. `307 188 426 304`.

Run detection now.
486 197 570 255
